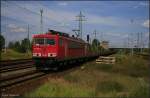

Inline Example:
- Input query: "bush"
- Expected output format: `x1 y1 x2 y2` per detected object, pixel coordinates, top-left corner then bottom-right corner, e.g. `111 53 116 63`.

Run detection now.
0 34 5 51
64 74 79 83
8 38 31 53
129 81 150 98
90 63 113 72
95 81 124 94
113 55 149 77
26 81 94 97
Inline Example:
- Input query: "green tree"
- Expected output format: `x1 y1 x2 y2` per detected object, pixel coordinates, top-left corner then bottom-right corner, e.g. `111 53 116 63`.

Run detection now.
0 34 5 51
14 41 21 52
92 39 100 47
20 38 31 53
8 42 14 49
92 39 100 52
9 38 31 53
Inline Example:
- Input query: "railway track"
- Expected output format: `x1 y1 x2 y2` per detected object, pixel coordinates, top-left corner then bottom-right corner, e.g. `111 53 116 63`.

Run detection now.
0 59 86 89
0 59 42 88
0 70 45 88
0 53 115 89
0 63 34 73
0 59 32 66
0 64 83 98
0 59 34 73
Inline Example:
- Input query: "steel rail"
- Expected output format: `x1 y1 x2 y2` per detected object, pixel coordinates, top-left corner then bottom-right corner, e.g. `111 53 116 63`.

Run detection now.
0 70 45 88
0 63 34 73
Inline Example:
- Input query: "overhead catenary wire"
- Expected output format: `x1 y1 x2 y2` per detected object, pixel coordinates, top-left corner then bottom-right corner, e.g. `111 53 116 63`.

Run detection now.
27 24 30 55
3 1 73 33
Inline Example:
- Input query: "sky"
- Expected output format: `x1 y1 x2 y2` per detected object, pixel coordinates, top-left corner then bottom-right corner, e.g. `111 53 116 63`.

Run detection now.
1 0 149 48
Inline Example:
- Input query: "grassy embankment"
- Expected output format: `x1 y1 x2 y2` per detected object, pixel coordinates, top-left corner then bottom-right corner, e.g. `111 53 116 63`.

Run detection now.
1 49 32 60
25 53 150 98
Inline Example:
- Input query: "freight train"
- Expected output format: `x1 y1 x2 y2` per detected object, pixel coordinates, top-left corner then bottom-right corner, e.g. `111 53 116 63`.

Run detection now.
32 30 99 70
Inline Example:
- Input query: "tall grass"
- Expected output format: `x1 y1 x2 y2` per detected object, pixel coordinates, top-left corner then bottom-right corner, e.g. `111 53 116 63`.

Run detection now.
26 80 94 97
129 84 150 98
63 74 79 83
87 54 149 77
95 81 124 94
129 78 150 98
114 54 149 77
25 54 149 97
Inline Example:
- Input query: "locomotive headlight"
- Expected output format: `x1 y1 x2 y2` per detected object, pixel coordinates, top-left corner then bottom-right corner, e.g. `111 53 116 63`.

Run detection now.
33 53 37 56
52 53 56 57
32 53 41 57
48 53 51 57
48 53 57 57
38 53 41 56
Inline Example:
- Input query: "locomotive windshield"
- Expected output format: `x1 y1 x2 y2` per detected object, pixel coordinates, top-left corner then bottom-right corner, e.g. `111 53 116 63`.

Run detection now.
33 38 55 45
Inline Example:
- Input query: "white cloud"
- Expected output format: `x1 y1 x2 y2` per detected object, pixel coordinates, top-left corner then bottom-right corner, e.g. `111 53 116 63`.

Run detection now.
105 32 128 38
86 14 129 27
133 6 139 9
10 28 26 33
8 24 26 33
44 8 76 23
142 20 149 28
144 32 149 37
2 1 148 39
139 2 149 6
8 24 18 29
105 32 121 37
1 1 130 31
133 2 149 9
58 2 68 6
1 5 40 25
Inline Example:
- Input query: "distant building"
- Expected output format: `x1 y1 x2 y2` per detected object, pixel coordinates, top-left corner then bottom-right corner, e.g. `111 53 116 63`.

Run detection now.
100 41 109 49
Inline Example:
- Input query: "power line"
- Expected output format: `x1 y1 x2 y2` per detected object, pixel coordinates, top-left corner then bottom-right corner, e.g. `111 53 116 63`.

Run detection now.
149 31 150 53
130 19 134 55
93 30 99 39
27 24 30 55
40 9 43 33
131 33 134 55
127 34 129 48
137 32 140 52
76 11 86 39
4 2 72 32
72 29 80 38
100 32 103 42
27 24 30 41
140 32 143 53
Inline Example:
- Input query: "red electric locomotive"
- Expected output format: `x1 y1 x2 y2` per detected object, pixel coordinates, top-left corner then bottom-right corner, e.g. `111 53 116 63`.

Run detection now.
32 30 98 70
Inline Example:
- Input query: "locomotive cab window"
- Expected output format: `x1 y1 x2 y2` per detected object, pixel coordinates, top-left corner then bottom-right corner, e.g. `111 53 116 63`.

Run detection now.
33 38 55 45
47 39 55 45
33 38 44 44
